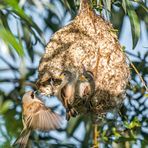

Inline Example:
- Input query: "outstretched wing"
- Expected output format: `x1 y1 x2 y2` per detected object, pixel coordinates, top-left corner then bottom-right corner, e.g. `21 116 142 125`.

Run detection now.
24 101 61 131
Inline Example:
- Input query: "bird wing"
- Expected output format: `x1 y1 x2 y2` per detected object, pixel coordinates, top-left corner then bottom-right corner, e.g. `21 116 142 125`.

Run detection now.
62 84 74 101
60 83 75 108
23 101 61 131
60 85 67 103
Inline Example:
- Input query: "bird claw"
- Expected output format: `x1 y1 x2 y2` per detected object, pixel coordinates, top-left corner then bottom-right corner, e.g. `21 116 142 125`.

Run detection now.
70 108 78 117
65 108 78 121
66 108 70 112
66 113 70 121
84 100 93 112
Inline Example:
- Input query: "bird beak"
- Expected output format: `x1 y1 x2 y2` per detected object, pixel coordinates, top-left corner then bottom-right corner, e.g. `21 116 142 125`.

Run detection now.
59 74 64 79
79 75 86 81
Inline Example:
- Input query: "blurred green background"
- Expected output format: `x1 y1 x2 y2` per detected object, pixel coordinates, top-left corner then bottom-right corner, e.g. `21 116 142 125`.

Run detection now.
0 0 147 147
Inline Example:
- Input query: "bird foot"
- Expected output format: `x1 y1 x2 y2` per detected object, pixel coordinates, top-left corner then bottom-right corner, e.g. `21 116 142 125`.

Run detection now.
66 113 70 121
66 108 78 121
66 108 70 112
84 100 93 112
71 108 78 117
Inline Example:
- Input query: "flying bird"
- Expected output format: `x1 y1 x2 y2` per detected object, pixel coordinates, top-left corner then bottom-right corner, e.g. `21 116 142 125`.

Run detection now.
57 70 78 120
13 91 61 148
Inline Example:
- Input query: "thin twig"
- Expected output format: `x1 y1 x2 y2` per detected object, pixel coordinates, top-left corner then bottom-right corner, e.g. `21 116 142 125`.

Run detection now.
0 56 18 71
23 82 37 89
119 47 148 92
93 124 99 148
0 79 18 83
126 55 148 92
126 51 140 58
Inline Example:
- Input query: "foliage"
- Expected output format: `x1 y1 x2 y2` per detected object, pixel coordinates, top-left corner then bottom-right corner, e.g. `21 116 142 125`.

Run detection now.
0 0 147 147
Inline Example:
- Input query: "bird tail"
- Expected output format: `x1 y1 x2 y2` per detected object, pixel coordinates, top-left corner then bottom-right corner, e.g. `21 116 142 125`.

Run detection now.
13 129 31 148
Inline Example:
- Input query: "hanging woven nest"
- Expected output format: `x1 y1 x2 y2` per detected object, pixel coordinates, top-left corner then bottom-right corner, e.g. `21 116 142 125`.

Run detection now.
37 0 130 116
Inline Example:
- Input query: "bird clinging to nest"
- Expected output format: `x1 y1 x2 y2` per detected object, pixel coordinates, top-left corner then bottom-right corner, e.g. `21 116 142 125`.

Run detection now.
56 66 96 120
80 65 95 103
73 65 95 113
57 70 78 120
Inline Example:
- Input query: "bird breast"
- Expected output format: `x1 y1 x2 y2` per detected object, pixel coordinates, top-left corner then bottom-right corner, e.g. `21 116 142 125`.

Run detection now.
79 82 91 98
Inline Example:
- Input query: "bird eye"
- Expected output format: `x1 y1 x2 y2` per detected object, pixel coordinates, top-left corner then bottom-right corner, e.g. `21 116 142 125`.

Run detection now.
85 76 88 79
31 92 34 99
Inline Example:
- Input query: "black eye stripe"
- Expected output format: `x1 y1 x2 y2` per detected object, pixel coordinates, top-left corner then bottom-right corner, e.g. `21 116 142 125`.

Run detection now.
86 71 94 78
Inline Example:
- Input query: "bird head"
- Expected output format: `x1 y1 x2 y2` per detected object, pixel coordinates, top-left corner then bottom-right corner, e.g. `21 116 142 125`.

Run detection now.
59 71 72 82
22 91 35 103
80 64 94 82
79 74 87 82
84 71 94 81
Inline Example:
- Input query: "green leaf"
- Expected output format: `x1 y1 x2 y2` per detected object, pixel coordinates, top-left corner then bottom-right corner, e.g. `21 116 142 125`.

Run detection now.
66 116 83 137
133 0 148 13
112 127 121 138
101 129 108 142
125 0 140 49
0 11 11 31
103 0 112 19
0 100 13 114
124 117 141 129
82 122 92 147
46 3 62 21
144 93 148 98
0 27 24 57
122 0 127 13
117 137 136 142
2 0 45 44
22 25 34 62
104 0 112 12
0 4 6 10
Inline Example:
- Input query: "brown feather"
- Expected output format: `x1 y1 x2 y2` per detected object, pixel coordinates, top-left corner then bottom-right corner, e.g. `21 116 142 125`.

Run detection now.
31 107 61 131
13 128 31 148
